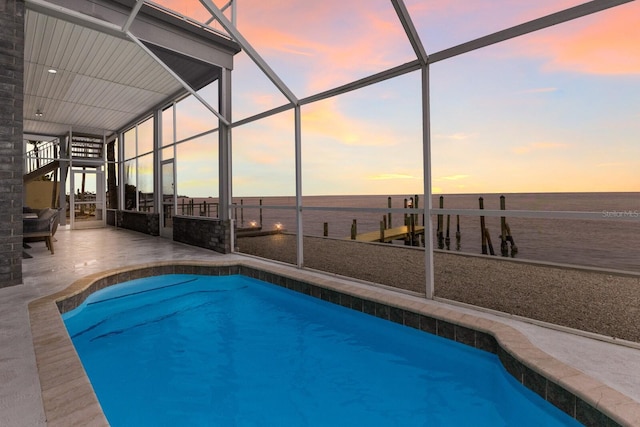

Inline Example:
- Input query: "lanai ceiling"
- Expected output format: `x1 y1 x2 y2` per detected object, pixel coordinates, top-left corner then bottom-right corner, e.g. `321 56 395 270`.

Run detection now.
23 0 240 137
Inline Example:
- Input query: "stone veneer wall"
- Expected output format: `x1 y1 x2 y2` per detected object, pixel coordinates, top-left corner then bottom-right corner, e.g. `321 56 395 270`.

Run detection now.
51 262 623 427
116 210 159 236
172 216 234 254
106 210 116 226
0 0 25 287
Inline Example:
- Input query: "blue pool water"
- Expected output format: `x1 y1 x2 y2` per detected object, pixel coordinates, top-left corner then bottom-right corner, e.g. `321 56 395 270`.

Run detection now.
63 275 582 426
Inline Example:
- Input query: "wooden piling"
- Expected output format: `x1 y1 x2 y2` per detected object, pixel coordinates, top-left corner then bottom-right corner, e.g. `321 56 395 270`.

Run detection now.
323 222 328 237
500 195 508 257
455 215 461 250
484 227 495 256
380 220 385 243
445 214 451 250
350 219 357 240
410 214 416 246
387 196 392 228
259 199 263 227
506 223 518 256
403 198 408 226
437 196 444 249
479 197 487 255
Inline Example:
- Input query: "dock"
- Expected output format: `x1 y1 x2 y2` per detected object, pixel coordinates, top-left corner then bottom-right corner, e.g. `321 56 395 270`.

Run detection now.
351 225 425 243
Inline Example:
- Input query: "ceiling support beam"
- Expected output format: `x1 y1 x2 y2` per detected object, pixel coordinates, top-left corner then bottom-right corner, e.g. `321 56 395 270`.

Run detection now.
122 0 145 33
127 31 230 126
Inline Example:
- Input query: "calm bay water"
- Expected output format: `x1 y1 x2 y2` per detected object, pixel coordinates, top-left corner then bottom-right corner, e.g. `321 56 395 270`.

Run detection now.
217 192 639 272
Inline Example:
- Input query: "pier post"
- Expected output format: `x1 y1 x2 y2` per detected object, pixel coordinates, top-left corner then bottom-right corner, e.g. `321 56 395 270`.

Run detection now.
259 199 263 227
506 223 518 256
323 222 328 237
500 195 508 257
445 214 451 250
437 196 444 249
380 220 385 243
388 196 392 228
403 198 408 226
455 215 461 250
410 214 416 246
350 219 357 240
479 197 487 255
484 227 495 255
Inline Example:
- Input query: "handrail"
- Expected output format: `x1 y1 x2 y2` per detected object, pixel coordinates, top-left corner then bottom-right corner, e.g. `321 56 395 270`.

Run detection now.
24 139 59 175
24 135 105 178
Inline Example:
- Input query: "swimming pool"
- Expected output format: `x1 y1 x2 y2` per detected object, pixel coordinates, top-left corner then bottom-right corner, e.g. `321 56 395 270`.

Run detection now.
63 274 581 426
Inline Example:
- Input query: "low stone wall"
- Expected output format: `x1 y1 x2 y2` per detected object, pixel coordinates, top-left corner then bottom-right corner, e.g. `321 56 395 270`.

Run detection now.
116 210 159 236
172 215 234 254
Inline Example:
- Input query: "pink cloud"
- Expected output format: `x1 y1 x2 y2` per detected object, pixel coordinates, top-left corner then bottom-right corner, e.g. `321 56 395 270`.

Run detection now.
234 0 414 94
514 2 640 75
302 99 399 147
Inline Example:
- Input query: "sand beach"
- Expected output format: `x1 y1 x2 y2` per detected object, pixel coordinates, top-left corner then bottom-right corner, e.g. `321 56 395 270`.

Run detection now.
237 234 640 343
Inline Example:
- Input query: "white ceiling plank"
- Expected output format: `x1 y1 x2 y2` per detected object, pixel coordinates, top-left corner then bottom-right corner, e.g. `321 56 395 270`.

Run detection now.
23 5 235 136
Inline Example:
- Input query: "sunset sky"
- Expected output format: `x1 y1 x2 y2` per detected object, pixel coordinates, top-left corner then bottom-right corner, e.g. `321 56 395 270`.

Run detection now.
153 0 639 197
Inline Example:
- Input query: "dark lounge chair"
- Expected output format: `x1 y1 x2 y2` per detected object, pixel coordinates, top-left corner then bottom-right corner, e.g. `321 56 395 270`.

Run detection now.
23 208 60 255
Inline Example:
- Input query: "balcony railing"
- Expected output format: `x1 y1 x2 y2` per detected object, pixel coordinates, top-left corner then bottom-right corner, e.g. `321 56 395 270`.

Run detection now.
24 139 59 176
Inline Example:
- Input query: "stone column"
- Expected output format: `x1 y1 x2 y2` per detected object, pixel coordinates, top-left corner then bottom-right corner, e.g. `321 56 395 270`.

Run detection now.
0 0 25 287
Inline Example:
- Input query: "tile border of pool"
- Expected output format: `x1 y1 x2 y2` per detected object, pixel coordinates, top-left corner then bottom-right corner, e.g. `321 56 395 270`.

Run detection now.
28 259 640 427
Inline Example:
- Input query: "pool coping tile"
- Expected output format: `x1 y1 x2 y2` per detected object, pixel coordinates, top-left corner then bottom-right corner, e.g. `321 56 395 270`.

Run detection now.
28 259 640 427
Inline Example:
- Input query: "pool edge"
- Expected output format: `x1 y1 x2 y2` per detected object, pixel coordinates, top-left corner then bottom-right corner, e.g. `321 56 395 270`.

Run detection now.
29 260 640 426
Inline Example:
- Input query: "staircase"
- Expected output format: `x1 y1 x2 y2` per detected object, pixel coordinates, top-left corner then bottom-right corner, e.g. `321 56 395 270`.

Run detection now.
24 134 104 182
24 139 60 183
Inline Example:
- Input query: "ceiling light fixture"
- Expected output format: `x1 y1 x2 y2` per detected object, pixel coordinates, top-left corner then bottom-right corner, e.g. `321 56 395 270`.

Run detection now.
47 69 57 74
35 109 43 117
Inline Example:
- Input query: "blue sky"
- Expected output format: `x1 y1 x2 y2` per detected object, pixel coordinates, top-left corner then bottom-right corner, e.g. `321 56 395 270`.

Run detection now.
155 0 639 197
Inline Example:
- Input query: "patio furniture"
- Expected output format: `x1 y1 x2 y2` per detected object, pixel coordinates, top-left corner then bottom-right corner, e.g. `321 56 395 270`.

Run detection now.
23 208 60 255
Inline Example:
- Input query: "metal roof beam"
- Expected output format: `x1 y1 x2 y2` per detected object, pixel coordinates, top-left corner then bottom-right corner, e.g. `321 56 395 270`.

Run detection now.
430 0 634 63
301 60 421 105
391 0 428 65
199 0 298 105
122 0 144 33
